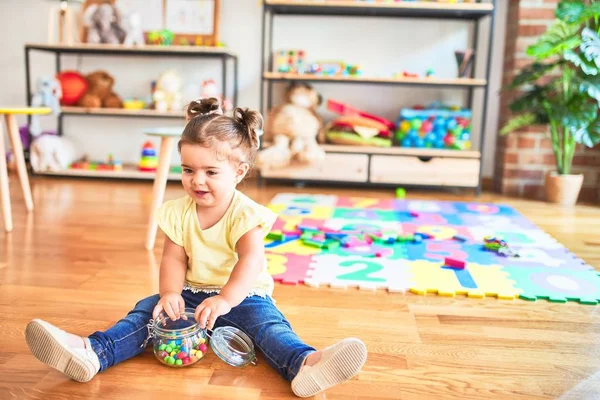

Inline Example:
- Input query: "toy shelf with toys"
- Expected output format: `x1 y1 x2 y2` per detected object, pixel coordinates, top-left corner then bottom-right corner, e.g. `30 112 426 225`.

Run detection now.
23 42 238 181
258 0 496 194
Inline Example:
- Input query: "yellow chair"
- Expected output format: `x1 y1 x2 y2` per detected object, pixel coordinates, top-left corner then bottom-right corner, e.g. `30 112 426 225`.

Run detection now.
0 107 52 232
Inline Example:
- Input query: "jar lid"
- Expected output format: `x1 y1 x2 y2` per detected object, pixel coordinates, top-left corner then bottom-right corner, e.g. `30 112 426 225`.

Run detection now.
209 326 257 368
152 308 201 339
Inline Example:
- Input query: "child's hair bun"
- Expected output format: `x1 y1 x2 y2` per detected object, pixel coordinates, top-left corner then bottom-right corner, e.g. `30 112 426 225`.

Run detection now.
186 97 223 120
233 107 263 149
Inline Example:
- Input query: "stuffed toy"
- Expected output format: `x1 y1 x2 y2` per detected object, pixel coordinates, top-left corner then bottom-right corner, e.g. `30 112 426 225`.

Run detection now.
30 76 62 136
124 12 144 46
83 2 126 44
258 82 325 170
30 134 81 172
153 69 183 112
77 70 123 108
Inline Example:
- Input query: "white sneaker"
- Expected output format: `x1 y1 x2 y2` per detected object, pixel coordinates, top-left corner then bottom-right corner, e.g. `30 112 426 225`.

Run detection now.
25 319 101 382
291 338 367 398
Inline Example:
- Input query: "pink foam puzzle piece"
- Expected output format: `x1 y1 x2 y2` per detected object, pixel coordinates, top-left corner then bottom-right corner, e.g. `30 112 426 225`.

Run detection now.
269 253 314 285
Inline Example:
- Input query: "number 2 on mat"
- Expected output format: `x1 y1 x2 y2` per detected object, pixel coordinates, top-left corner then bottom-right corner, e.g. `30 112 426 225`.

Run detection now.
337 260 386 282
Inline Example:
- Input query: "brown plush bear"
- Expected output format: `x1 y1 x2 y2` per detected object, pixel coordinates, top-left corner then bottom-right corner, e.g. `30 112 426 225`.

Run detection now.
77 70 123 108
258 82 325 170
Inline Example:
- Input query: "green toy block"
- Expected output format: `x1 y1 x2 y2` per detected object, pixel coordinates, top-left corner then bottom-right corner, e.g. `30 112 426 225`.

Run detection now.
323 240 340 250
396 234 414 242
302 239 324 248
267 232 284 241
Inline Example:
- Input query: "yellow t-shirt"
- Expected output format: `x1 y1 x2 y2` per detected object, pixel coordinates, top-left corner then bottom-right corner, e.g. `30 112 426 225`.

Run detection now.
156 190 278 297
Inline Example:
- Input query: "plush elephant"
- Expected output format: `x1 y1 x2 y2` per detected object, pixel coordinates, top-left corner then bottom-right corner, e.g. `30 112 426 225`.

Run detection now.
83 3 126 44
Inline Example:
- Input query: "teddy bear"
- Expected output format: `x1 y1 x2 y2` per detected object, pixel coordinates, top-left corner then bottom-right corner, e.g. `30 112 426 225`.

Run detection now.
77 70 123 108
257 82 325 170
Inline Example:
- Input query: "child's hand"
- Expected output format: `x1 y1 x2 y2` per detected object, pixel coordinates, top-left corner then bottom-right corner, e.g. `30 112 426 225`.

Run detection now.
153 292 186 321
195 295 231 330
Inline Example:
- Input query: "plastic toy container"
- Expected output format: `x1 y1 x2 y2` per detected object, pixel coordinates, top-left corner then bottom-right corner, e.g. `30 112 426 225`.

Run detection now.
149 308 257 368
395 108 472 150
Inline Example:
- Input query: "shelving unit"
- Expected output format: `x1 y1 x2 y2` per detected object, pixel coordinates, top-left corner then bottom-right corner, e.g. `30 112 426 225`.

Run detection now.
258 0 496 194
23 43 238 181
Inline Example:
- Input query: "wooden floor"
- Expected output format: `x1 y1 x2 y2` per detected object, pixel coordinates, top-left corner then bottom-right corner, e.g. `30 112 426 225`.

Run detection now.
1 176 600 400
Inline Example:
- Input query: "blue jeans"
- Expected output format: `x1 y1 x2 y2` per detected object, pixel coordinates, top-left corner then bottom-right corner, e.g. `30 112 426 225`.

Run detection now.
88 291 315 381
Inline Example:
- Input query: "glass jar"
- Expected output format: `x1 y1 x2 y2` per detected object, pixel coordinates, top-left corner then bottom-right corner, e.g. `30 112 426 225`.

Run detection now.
148 308 257 368
150 309 208 367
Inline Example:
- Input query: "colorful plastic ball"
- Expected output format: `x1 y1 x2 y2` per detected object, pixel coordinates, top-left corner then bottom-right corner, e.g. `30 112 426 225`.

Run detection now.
451 126 463 136
459 118 471 128
434 140 445 149
158 344 167 351
175 359 183 366
443 134 456 147
400 120 411 133
434 117 445 128
165 346 173 353
407 130 419 139
167 357 175 365
401 137 412 147
425 133 437 143
198 343 208 353
420 120 433 133
414 137 425 148
460 132 471 141
183 358 191 365
411 119 422 130
176 352 186 360
446 118 458 130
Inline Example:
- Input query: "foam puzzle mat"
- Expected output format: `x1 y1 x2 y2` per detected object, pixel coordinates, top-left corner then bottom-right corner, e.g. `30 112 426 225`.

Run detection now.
265 193 600 305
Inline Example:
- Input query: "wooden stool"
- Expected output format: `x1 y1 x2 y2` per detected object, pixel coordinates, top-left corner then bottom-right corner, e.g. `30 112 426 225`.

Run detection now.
144 127 184 250
0 107 51 232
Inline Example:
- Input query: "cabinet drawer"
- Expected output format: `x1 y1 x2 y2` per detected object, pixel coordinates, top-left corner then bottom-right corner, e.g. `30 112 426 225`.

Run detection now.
370 155 480 187
260 153 368 182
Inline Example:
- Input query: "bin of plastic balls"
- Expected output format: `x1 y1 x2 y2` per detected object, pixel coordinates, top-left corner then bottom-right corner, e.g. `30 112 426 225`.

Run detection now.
395 107 472 150
150 308 257 368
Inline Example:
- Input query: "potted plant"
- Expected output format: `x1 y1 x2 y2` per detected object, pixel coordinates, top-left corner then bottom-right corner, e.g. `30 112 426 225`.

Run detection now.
501 0 600 206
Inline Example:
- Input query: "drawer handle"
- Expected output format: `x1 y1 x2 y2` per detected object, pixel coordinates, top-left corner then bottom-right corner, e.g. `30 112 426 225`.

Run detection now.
417 156 433 163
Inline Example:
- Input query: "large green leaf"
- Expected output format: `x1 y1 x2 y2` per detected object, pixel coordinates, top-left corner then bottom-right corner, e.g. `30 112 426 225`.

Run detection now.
553 95 598 130
508 62 562 87
577 75 600 104
509 85 552 113
582 3 600 21
556 0 586 23
573 116 600 147
581 28 600 68
564 49 599 75
527 20 582 59
500 113 540 135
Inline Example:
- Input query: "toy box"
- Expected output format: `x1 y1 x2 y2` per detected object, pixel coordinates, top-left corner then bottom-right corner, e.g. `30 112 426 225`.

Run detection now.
395 106 472 150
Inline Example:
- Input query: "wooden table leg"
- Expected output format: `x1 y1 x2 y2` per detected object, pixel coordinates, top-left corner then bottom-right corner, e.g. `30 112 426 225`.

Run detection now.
145 137 175 250
5 114 33 211
0 118 13 232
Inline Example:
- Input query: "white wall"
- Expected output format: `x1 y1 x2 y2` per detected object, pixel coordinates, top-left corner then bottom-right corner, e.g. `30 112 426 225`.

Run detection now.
0 0 506 177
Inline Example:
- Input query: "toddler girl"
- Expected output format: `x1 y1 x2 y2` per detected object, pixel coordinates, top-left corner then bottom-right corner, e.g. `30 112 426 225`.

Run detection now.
25 97 367 398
